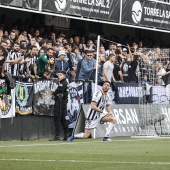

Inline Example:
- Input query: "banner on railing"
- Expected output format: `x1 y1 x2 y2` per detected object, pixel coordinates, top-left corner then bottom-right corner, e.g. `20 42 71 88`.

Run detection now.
92 82 142 104
122 0 170 30
0 84 15 118
15 81 33 115
42 0 120 22
67 82 84 128
149 86 169 104
33 79 58 116
116 82 142 104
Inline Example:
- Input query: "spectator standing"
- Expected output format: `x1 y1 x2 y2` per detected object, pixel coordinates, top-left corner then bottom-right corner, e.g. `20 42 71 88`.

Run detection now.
53 51 73 78
24 45 38 80
9 31 16 47
103 54 115 82
57 35 64 48
50 32 57 45
105 43 116 57
6 42 21 77
36 48 54 77
112 55 124 82
43 56 55 79
78 50 96 80
72 35 80 47
79 50 96 103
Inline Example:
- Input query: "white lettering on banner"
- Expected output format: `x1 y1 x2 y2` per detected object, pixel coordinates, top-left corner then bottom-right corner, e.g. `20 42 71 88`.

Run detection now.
125 109 134 124
34 81 58 94
130 109 139 123
113 126 138 133
118 86 142 98
122 127 126 132
143 7 170 19
70 0 110 8
112 108 139 125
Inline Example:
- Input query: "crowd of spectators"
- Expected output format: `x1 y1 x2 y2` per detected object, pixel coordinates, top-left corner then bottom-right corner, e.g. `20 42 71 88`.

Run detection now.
0 20 169 92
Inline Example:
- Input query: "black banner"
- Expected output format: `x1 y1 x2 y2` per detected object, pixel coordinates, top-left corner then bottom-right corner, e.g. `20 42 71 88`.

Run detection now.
1 0 39 10
116 82 142 104
15 81 33 115
122 0 170 30
42 0 120 22
33 78 59 116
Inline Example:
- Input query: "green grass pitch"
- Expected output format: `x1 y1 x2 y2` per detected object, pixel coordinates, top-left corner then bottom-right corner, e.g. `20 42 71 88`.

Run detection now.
0 137 170 170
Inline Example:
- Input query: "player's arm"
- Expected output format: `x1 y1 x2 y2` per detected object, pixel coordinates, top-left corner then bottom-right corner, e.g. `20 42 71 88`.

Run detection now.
106 105 112 113
91 102 103 113
106 104 113 116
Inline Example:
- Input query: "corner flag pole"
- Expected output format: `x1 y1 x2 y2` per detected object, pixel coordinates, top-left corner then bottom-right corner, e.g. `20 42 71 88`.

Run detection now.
94 35 100 139
95 35 100 93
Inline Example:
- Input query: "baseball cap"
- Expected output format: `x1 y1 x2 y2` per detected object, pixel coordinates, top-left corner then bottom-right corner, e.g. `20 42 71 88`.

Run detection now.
58 51 66 56
117 44 122 47
123 48 127 52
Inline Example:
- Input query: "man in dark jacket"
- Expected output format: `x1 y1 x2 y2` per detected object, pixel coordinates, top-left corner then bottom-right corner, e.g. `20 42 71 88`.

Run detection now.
49 70 69 141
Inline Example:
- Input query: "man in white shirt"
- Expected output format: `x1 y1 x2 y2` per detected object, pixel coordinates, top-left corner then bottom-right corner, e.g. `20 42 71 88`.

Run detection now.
103 54 115 82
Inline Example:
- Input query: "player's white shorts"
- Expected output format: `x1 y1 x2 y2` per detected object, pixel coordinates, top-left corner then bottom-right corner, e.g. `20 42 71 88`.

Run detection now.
85 113 106 129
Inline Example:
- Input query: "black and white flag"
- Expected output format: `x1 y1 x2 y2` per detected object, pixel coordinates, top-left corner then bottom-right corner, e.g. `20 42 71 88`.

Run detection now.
67 82 84 128
33 79 59 116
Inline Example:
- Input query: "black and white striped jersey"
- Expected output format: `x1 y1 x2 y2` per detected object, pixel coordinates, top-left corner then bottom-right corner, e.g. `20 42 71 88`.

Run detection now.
6 50 21 76
87 90 110 120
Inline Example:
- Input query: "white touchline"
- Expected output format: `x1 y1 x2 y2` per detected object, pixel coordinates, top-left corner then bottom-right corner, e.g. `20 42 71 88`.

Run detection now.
0 158 170 165
0 138 169 148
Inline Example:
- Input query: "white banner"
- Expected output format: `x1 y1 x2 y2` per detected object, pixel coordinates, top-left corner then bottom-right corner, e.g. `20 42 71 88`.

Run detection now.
0 89 15 119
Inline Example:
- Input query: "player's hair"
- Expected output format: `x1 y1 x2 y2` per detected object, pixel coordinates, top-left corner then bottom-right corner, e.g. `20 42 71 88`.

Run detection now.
103 81 111 86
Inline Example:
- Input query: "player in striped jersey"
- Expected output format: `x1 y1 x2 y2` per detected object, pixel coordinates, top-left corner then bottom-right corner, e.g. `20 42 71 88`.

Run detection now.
68 81 116 142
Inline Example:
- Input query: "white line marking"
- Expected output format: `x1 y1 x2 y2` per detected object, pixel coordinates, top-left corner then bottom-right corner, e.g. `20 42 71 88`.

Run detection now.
0 158 170 165
0 138 169 148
